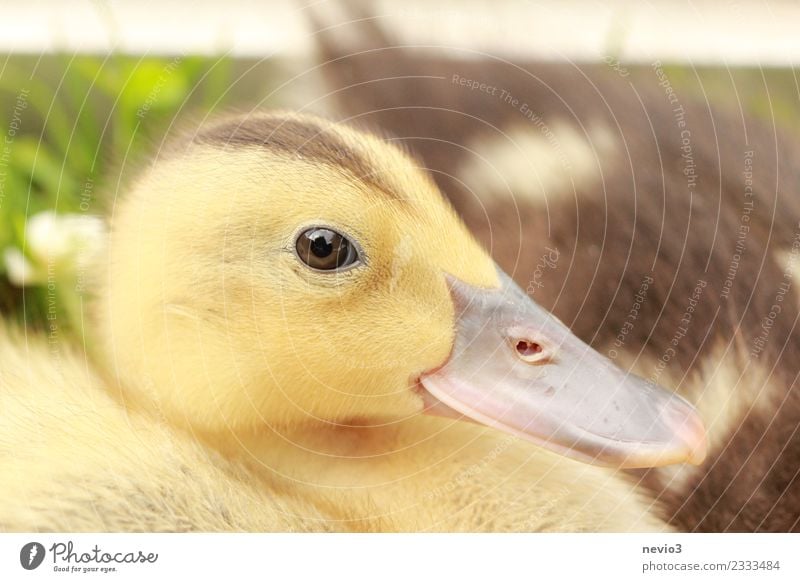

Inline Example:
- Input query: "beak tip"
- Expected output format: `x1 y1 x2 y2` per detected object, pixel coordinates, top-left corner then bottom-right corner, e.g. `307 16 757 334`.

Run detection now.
686 433 709 466
662 399 708 466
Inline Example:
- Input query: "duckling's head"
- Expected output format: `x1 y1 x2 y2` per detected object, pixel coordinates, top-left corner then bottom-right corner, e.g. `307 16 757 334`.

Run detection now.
102 112 705 468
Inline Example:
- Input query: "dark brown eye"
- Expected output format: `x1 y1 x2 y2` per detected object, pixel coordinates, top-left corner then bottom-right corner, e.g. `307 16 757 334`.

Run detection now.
295 227 359 271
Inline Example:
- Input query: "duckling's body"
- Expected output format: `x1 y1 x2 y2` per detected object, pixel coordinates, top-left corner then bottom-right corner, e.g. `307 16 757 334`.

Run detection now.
0 109 693 532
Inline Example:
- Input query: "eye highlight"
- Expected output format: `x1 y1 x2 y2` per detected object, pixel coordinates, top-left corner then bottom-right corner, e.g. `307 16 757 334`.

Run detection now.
295 227 360 272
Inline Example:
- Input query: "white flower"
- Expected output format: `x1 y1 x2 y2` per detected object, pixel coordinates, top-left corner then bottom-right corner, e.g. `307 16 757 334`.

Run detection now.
2 212 107 287
3 247 41 286
27 212 106 266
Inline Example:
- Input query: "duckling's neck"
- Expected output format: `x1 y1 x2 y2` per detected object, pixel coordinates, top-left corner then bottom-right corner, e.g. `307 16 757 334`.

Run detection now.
202 418 416 485
196 417 671 532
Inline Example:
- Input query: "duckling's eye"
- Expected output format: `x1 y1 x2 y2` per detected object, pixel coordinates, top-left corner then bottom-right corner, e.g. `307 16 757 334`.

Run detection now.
295 227 359 271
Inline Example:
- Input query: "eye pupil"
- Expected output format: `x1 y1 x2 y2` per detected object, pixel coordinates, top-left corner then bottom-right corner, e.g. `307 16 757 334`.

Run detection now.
310 234 334 258
296 227 359 271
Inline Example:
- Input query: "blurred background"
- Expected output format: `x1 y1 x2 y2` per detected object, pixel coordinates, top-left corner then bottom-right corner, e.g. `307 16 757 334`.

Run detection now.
0 0 798 333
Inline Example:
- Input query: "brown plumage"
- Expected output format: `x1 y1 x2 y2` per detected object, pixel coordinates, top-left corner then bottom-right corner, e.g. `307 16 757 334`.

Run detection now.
308 6 800 531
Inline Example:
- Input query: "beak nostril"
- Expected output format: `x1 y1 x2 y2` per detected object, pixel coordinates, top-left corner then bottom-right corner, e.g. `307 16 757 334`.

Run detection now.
515 340 541 356
513 339 549 364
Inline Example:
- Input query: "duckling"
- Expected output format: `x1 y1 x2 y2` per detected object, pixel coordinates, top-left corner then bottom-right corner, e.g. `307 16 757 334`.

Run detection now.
0 111 704 532
309 6 800 531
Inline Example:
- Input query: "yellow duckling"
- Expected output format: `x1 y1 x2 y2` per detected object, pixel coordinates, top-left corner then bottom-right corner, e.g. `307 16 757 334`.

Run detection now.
0 112 705 532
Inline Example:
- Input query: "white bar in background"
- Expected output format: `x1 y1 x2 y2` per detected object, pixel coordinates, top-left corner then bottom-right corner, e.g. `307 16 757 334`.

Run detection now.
0 533 797 581
0 0 798 65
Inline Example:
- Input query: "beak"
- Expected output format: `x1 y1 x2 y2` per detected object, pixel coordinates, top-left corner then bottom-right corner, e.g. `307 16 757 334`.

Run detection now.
418 268 707 469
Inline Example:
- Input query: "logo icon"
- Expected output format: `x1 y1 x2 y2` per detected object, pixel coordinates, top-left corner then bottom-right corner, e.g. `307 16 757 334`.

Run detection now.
20 542 46 570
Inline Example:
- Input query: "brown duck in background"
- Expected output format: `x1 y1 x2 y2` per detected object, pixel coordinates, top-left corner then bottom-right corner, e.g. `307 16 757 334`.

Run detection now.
307 4 800 532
